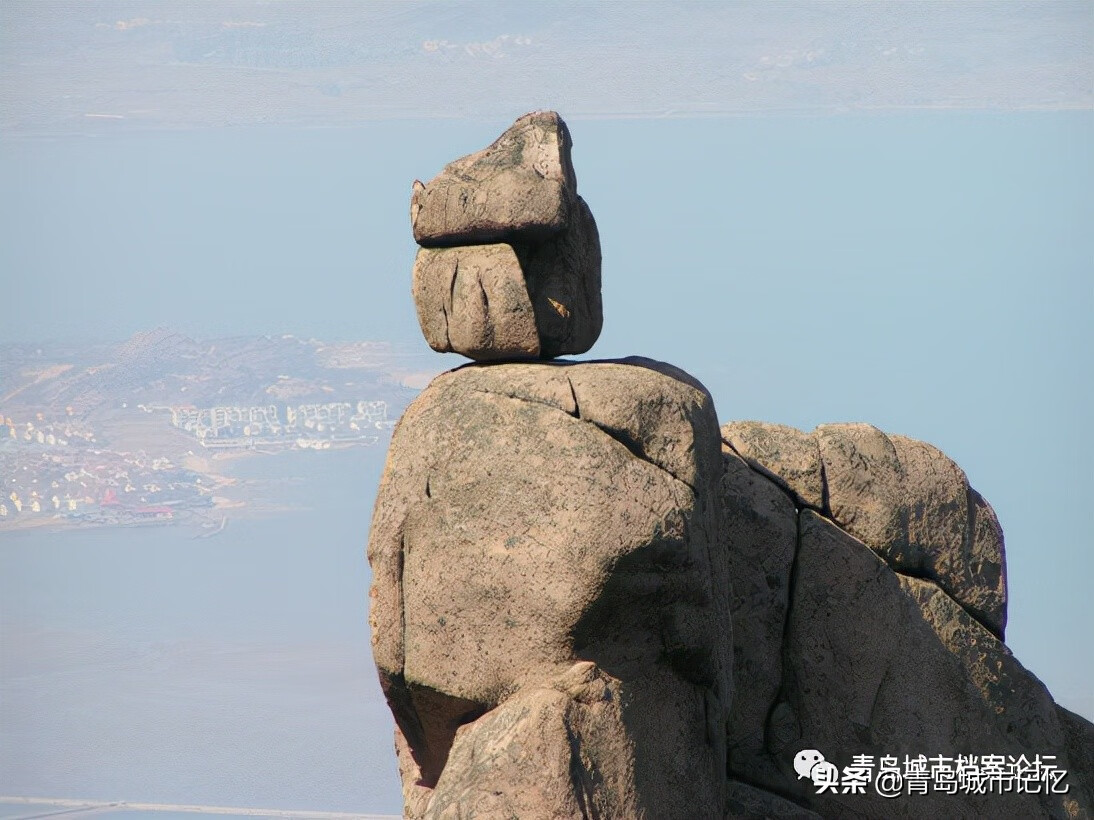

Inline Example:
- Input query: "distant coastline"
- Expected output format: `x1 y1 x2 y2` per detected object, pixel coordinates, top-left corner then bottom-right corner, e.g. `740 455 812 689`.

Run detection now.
0 330 429 537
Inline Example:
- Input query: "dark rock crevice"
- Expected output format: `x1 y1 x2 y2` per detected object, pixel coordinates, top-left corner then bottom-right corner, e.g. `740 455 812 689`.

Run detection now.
590 417 699 495
567 374 581 419
766 507 804 767
469 385 574 418
889 563 1000 639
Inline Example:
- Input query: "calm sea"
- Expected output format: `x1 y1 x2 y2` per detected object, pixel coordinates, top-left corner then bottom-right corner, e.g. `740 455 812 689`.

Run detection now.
0 445 403 815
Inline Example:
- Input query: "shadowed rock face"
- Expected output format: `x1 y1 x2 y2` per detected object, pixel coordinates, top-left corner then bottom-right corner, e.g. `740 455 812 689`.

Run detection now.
516 196 602 358
368 358 733 818
777 511 1079 818
720 446 798 792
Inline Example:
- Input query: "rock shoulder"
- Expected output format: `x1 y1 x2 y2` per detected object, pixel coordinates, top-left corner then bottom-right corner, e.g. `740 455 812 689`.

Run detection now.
724 420 1007 638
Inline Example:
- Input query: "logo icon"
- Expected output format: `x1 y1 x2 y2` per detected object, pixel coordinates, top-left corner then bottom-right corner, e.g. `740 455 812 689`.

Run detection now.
794 749 840 791
794 749 826 780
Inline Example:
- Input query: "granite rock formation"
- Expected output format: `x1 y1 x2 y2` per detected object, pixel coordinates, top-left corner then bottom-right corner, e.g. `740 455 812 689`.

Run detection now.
410 111 577 247
410 112 602 360
721 426 1089 817
368 359 733 818
367 111 1093 818
724 421 1007 638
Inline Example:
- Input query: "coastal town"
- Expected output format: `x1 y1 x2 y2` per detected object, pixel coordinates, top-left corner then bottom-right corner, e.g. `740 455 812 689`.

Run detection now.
2 411 212 527
166 398 392 449
0 329 433 533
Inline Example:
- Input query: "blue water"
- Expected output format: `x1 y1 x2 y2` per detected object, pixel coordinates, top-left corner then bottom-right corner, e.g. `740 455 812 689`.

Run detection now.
0 446 403 814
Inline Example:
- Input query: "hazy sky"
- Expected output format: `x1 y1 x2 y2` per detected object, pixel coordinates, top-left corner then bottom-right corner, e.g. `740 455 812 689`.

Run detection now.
0 0 1091 136
1 0 1092 797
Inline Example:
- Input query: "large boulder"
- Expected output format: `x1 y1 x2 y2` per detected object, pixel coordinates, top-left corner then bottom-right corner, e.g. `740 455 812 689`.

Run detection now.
371 385 1094 816
409 111 603 361
419 663 639 820
720 424 1092 817
720 421 1007 639
411 110 578 247
767 509 1087 818
367 358 733 818
815 423 1007 638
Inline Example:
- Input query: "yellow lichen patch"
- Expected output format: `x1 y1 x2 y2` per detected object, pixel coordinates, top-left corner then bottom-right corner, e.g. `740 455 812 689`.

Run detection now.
547 298 570 318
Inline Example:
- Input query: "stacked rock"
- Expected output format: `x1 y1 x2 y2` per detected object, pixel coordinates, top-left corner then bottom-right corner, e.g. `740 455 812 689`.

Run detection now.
375 112 735 819
369 112 1094 819
409 111 602 360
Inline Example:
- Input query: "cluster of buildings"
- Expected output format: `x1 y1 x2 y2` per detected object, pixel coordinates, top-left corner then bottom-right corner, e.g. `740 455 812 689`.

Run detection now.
1 410 97 447
165 400 393 448
0 395 398 531
0 444 209 525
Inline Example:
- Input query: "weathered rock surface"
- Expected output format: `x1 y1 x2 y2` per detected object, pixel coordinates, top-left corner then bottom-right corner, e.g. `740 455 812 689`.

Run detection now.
720 420 1091 817
722 420 825 511
720 421 1007 639
517 195 603 358
368 358 733 818
370 391 1094 816
411 110 577 247
720 445 798 790
1056 705 1094 813
725 780 822 819
412 243 540 360
768 509 1087 818
418 663 639 820
375 116 1092 817
815 423 1007 638
718 420 1090 817
412 196 602 360
371 382 1094 817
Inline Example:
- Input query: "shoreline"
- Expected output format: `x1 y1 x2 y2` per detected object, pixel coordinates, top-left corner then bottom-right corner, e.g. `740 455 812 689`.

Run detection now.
0 439 377 538
0 496 311 538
